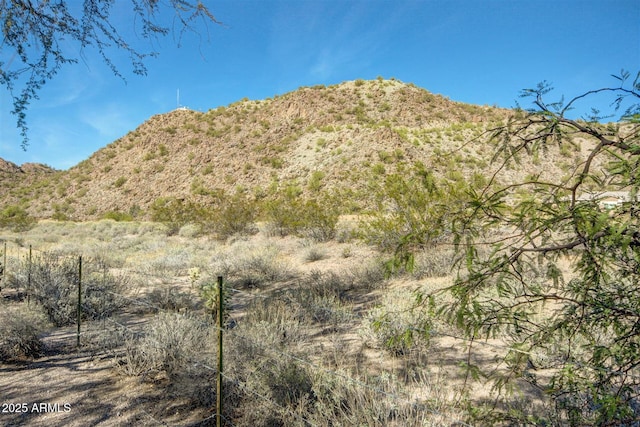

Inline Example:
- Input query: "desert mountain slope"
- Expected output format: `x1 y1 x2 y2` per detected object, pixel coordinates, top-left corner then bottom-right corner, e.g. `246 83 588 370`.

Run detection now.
1 78 594 219
0 159 56 209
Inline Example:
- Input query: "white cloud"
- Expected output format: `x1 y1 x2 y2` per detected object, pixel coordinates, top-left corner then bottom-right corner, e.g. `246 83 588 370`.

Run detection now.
80 103 135 139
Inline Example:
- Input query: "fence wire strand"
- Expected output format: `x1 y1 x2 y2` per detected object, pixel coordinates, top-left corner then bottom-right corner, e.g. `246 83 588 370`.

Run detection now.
8 239 640 425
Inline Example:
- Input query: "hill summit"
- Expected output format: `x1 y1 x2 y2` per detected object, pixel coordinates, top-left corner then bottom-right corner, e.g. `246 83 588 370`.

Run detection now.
1 78 587 220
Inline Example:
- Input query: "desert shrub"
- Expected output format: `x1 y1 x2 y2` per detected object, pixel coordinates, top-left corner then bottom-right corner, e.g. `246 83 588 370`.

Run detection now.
119 311 212 379
359 162 469 271
341 246 352 258
303 245 328 262
0 304 49 361
208 191 258 239
263 193 340 241
177 223 201 238
343 261 387 292
146 248 192 276
365 289 432 356
225 327 314 426
410 248 455 279
245 297 307 345
218 246 295 289
298 197 340 241
303 269 355 301
299 291 352 327
246 270 373 332
150 197 202 235
113 176 127 188
101 210 133 221
145 286 198 312
0 205 36 231
11 253 126 326
151 192 258 239
309 370 434 426
308 170 326 192
264 361 314 406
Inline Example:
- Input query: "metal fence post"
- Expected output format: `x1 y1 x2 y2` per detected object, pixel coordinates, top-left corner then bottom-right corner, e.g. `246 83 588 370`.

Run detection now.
216 275 224 427
27 245 32 305
77 255 82 349
1 241 5 292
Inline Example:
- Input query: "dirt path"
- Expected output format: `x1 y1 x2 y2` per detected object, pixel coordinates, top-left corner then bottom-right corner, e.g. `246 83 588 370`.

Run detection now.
0 320 212 427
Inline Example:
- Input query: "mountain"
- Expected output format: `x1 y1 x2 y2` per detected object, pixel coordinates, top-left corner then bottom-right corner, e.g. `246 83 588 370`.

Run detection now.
0 78 595 220
0 159 57 212
0 158 55 175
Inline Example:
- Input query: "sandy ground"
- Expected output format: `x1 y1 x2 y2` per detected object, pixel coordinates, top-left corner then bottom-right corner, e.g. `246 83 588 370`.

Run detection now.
0 318 212 427
0 224 554 426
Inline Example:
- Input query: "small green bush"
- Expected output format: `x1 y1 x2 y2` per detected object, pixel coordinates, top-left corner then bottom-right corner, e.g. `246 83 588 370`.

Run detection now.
209 192 258 239
366 289 432 356
308 170 326 192
101 211 133 222
151 192 258 239
263 193 340 241
113 176 127 188
150 197 201 235
0 205 36 231
304 245 328 262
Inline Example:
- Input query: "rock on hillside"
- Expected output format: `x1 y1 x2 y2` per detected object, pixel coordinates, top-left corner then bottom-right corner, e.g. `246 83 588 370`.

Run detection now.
0 78 595 220
0 159 57 208
0 158 21 174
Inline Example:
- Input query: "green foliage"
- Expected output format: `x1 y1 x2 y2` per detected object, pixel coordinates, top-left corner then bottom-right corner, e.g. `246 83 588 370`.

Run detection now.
433 72 640 424
359 161 471 273
0 205 36 231
199 278 230 323
2 1 217 149
263 192 340 241
370 308 431 356
307 170 326 192
150 191 257 239
101 211 133 222
377 150 393 163
113 176 127 188
371 162 385 175
209 191 258 238
150 197 201 235
260 155 284 169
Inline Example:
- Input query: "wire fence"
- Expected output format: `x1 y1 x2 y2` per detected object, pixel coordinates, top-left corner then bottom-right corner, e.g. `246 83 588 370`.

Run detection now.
6 237 636 426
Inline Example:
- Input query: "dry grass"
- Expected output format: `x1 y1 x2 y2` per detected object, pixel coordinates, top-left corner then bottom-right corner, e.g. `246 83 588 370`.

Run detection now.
0 303 49 361
0 220 550 425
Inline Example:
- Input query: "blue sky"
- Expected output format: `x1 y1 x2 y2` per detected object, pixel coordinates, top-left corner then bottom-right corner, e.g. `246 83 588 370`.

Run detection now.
1 0 638 170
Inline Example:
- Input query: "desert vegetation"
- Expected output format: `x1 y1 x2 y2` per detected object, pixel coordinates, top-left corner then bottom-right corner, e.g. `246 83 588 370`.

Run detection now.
0 219 473 426
1 75 639 426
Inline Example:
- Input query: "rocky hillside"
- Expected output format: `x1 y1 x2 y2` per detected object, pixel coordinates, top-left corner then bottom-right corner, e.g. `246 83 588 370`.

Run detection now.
0 159 57 209
0 78 595 220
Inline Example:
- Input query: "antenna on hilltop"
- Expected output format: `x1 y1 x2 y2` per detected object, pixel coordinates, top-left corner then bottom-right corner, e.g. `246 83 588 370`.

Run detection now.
176 89 188 111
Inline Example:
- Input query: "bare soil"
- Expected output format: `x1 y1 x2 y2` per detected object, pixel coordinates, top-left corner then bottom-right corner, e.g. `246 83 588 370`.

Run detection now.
0 313 212 427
